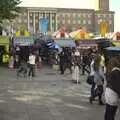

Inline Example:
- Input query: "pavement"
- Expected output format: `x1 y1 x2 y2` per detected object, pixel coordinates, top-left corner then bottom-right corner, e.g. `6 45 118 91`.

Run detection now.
0 66 119 120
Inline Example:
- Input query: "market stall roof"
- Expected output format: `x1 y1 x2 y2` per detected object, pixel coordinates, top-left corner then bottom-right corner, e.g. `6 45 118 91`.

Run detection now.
105 46 120 51
104 46 120 56
54 39 76 47
75 39 98 47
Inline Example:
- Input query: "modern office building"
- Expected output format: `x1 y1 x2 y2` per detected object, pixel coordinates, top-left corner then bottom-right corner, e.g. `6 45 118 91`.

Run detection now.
14 0 114 34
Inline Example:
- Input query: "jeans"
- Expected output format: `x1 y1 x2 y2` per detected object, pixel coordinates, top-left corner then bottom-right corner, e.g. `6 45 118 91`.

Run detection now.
28 64 35 77
90 82 104 104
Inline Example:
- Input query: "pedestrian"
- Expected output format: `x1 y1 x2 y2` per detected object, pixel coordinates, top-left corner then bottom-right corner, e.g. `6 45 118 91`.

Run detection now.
72 56 80 84
17 60 28 77
104 56 120 120
89 54 104 105
28 53 36 77
59 51 65 74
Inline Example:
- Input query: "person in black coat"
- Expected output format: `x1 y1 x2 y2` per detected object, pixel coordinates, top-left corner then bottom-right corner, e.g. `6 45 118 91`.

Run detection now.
104 55 120 120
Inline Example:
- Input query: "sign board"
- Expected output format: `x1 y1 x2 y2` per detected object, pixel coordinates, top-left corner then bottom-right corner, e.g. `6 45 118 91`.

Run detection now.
14 37 34 46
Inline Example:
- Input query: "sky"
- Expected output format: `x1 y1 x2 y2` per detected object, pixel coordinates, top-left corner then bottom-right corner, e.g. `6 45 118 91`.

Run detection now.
20 0 120 31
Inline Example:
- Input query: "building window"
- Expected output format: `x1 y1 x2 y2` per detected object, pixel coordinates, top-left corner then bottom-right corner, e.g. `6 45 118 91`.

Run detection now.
73 20 76 24
83 20 86 24
30 19 33 23
62 20 65 24
57 20 60 23
109 20 112 24
103 14 106 18
24 19 27 23
83 13 86 17
97 14 101 18
35 19 38 23
18 19 21 23
73 13 76 17
24 12 27 16
67 14 71 18
109 14 112 18
62 13 65 18
30 13 33 17
78 14 81 17
88 14 91 18
68 19 71 24
78 20 81 24
88 20 91 24
98 19 102 24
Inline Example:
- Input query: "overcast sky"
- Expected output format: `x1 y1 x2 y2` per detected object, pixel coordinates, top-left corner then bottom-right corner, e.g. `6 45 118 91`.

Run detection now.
20 0 120 31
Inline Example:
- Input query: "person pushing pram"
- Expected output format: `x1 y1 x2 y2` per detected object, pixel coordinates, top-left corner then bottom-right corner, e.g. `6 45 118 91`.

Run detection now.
17 60 28 77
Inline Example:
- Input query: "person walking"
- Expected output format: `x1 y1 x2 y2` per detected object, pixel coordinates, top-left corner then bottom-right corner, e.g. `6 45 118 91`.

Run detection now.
104 56 120 120
28 53 36 77
89 54 104 105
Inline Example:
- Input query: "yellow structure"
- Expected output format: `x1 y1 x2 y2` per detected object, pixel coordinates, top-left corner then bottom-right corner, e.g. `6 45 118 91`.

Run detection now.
15 30 30 37
0 36 10 53
100 21 108 37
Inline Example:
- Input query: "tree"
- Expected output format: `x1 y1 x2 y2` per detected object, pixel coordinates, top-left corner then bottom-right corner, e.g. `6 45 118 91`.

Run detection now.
0 0 21 23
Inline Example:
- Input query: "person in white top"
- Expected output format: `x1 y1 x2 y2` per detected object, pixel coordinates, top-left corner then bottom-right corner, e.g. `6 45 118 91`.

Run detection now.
89 54 104 105
28 53 36 77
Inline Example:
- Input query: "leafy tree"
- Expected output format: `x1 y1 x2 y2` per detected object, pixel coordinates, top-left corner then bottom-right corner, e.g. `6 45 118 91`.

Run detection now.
0 0 21 23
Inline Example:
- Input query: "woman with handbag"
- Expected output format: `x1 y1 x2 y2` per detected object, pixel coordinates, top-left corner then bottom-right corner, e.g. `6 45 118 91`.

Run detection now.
104 56 120 120
89 54 104 105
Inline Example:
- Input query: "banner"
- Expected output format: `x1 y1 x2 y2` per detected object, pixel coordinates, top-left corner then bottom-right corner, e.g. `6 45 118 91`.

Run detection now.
39 16 48 33
100 21 108 37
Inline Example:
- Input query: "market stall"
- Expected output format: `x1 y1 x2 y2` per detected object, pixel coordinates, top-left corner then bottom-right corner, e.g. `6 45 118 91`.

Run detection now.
0 36 10 53
69 29 94 40
54 39 76 47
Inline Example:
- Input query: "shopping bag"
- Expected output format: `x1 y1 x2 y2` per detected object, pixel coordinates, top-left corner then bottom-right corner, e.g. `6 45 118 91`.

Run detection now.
53 64 59 71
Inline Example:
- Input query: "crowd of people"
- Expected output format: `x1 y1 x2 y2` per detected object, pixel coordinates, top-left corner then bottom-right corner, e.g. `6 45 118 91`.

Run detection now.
0 44 120 120
52 47 120 120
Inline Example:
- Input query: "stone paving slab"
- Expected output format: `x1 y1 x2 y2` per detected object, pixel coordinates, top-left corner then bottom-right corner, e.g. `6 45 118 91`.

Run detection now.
0 67 120 120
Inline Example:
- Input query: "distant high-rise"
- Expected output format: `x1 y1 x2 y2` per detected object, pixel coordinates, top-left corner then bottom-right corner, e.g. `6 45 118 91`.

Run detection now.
95 0 109 11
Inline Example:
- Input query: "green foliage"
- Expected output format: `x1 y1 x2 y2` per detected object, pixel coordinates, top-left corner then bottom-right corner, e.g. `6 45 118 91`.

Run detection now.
0 0 21 23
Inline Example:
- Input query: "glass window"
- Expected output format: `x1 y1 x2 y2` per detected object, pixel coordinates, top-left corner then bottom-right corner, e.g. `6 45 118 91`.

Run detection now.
88 14 91 18
67 14 71 18
83 13 86 17
68 19 71 24
97 14 101 18
24 19 27 23
30 13 33 17
62 20 65 24
78 14 81 17
83 20 86 24
88 20 91 24
103 14 106 18
73 20 76 24
109 14 112 18
30 19 33 23
18 19 21 23
109 20 112 24
73 13 76 17
78 20 81 24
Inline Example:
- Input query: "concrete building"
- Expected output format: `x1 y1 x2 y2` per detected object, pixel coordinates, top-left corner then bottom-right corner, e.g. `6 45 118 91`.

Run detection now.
14 0 114 34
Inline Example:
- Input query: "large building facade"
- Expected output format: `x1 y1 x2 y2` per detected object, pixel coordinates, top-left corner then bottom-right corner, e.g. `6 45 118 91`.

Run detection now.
14 0 114 34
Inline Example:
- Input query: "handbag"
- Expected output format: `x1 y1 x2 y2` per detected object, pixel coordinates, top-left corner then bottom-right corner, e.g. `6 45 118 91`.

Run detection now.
86 75 94 85
53 64 59 71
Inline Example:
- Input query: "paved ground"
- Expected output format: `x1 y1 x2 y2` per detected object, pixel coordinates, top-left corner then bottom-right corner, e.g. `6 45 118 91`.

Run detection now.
0 66 119 120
